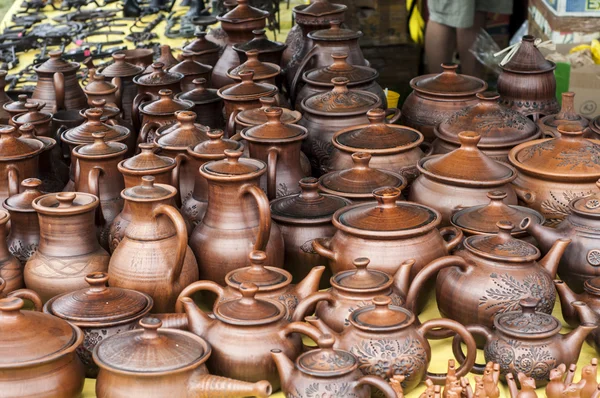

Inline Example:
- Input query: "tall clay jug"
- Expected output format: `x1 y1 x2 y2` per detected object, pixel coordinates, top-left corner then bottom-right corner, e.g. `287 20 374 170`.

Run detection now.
0 210 22 293
108 176 199 313
189 150 284 283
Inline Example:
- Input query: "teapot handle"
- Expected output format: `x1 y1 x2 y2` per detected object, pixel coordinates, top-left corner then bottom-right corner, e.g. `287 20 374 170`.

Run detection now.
291 291 335 322
6 164 20 197
242 184 271 252
88 166 106 226
281 320 323 342
511 182 536 205
418 318 477 383
53 71 65 112
174 280 225 313
290 45 318 106
311 237 337 261
172 153 187 207
226 108 241 139
451 324 494 374
8 288 43 311
384 108 401 124
138 121 160 145
153 204 188 284
132 92 151 135
357 375 400 398
111 77 123 112
440 226 463 253
266 148 279 200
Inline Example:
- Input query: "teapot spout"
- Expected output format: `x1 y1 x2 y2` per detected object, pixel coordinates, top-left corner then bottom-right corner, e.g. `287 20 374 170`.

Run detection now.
294 265 325 300
179 297 214 337
521 217 563 253
188 373 272 398
538 238 571 277
554 280 585 327
270 349 296 387
562 302 598 354
391 259 416 297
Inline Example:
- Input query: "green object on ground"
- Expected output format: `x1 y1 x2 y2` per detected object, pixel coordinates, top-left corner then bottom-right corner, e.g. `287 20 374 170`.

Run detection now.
555 61 571 105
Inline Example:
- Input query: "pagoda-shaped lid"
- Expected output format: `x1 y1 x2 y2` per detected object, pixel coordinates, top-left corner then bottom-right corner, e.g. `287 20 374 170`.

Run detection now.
94 317 209 373
501 35 556 73
188 129 243 159
226 251 291 291
571 180 600 217
62 108 129 145
419 132 516 186
33 50 79 73
84 69 118 95
295 0 347 16
302 77 379 115
304 53 378 86
494 297 561 338
155 111 208 149
233 29 287 54
133 63 184 86
436 92 539 148
218 71 278 101
214 283 285 325
183 31 221 54
122 176 175 201
0 125 44 160
73 132 127 157
410 63 486 97
241 107 307 142
319 153 407 199
508 125 600 181
13 102 52 124
120 143 175 172
0 297 80 365
228 50 280 81
333 108 423 153
540 92 589 129
3 94 33 114
270 177 351 224
296 334 357 377
140 89 194 115
200 149 266 180
218 0 269 23
451 191 544 235
101 53 144 78
308 20 362 41
332 187 440 237
169 52 212 76
584 277 600 295
332 257 391 291
33 192 99 215
4 178 43 211
45 272 152 325
350 296 415 331
463 221 540 263
176 78 222 105
237 97 301 126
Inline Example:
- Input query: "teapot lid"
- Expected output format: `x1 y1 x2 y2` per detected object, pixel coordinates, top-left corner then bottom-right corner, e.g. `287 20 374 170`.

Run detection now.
101 53 144 78
270 177 351 224
319 153 407 199
241 107 307 142
33 192 99 215
501 36 556 73
228 50 280 81
45 272 152 325
410 63 486 97
308 21 362 41
0 297 79 365
332 257 391 290
3 94 32 113
94 317 209 373
304 53 378 86
350 296 414 331
218 71 278 101
155 111 209 149
302 77 379 115
188 129 244 159
584 277 600 295
13 102 52 124
494 297 561 338
237 97 301 126
296 334 357 377
84 70 118 94
540 92 589 129
183 31 221 54
122 176 176 201
233 29 286 54
73 132 128 157
463 221 540 262
295 0 347 16
4 178 43 211
0 125 44 159
226 251 290 291
168 52 212 76
33 50 78 73
120 143 175 172
218 0 269 23
176 78 222 105
571 180 600 217
141 90 194 115
133 62 184 86
62 108 129 145
214 283 285 325
201 150 266 179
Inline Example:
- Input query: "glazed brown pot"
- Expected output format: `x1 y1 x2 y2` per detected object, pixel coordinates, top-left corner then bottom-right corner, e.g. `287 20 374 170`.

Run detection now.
538 92 589 138
44 272 153 378
0 296 85 398
108 177 199 313
25 192 110 303
0 210 22 294
233 29 287 66
189 150 284 283
400 63 487 142
83 69 120 110
183 32 221 67
175 78 224 129
94 317 273 398
32 50 87 113
169 52 213 92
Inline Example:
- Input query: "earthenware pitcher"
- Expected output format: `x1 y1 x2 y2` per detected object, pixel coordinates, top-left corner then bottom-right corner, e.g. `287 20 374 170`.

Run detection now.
0 210 22 294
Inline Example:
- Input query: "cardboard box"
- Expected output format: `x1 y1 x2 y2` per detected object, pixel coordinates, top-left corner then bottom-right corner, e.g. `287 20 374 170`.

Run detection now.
543 0 600 16
529 0 600 43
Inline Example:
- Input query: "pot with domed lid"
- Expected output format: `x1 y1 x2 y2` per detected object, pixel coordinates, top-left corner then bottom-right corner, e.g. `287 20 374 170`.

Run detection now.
4 95 36 126
168 52 212 92
175 78 224 129
11 101 53 138
227 49 281 87
83 69 120 110
538 92 589 138
233 96 301 133
182 31 220 67
233 29 286 66
134 89 194 144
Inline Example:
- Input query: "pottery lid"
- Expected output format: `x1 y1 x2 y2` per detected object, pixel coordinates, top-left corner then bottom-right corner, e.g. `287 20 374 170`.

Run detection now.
141 90 194 115
303 77 378 115
176 78 222 105
464 221 540 262
188 129 243 159
33 192 99 215
494 297 561 338
12 102 52 124
4 178 43 211
226 251 290 291
169 52 212 76
183 32 221 53
333 108 423 152
419 132 516 185
237 97 301 126
134 63 184 86
101 53 144 78
33 50 78 73
295 0 347 16
584 277 600 295
214 283 285 325
332 257 391 291
218 71 278 101
45 273 152 325
228 50 280 81
201 149 266 179
308 21 362 41
155 111 208 148
296 334 357 377
94 317 209 373
540 92 589 129
62 108 129 145
120 143 175 171
122 176 175 201
451 191 544 235
0 125 45 159
241 107 307 142
87 99 121 122
571 180 600 217
501 35 556 73
410 63 486 97
304 53 378 86
436 92 539 148
73 132 127 157
3 94 32 113
350 296 414 331
270 177 350 224
84 69 117 94
218 0 269 23
319 153 407 199
233 29 286 54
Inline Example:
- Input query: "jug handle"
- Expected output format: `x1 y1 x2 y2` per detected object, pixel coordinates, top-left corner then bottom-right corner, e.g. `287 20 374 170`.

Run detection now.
56 126 70 160
511 181 536 205
357 375 400 398
6 164 20 197
132 93 151 134
451 325 494 374
281 319 323 342
242 184 271 252
311 237 336 261
291 291 334 322
226 108 241 139
88 166 106 225
53 71 65 111
138 121 160 145
418 318 477 383
290 45 318 106
154 204 188 283
174 280 225 313
8 288 43 312
111 77 123 112
266 148 279 200
171 154 183 207
385 108 401 124
440 226 463 253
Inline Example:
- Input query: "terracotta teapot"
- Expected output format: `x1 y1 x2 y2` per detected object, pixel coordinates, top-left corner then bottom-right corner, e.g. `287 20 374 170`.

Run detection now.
108 176 199 313
134 89 194 143
0 296 85 398
32 50 87 113
189 150 284 283
83 69 121 110
175 78 224 129
538 92 589 138
233 29 287 66
44 272 153 378
183 31 220 67
0 210 22 294
0 276 42 310
436 221 571 332
169 52 213 92
93 317 273 398
452 298 596 386
233 96 302 133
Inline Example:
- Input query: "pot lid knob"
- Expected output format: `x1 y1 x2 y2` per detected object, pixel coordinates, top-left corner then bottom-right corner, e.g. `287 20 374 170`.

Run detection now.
84 108 103 122
85 272 109 294
239 70 255 84
440 63 458 75
353 257 371 275
248 250 268 271
329 20 341 30
18 123 35 138
518 297 540 314
139 317 162 340
56 192 76 208
0 296 24 313
151 62 166 74
331 76 349 94
21 178 42 191
457 131 482 149
316 334 336 349
24 102 41 112
141 175 156 188
259 96 276 107
372 295 393 308
264 107 283 124
91 99 107 108
351 152 371 169
252 28 266 38
0 125 15 137
206 129 225 141
224 149 243 163
476 91 500 102
496 220 515 238
366 108 386 124
48 49 63 59
193 77 208 91
158 89 173 99
176 110 197 124
17 94 28 104
487 191 508 202
556 124 584 138
245 49 260 61
374 186 402 208
239 282 259 304
298 177 322 201
138 142 156 154
329 53 352 70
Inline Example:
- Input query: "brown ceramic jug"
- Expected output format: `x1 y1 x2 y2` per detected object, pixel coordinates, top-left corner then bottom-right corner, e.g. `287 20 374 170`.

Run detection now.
169 52 213 92
233 29 287 66
0 210 22 294
83 69 120 110
134 89 194 144
25 192 110 302
108 176 199 313
183 31 221 67
175 77 224 129
189 150 284 283
538 92 589 138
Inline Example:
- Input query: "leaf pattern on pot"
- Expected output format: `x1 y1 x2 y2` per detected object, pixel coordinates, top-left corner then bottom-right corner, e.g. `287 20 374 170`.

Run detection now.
479 272 554 314
290 382 360 398
8 240 37 264
484 338 556 382
541 190 593 221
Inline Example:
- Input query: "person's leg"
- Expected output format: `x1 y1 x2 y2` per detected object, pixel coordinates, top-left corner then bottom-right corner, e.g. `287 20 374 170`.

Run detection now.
456 10 486 77
425 20 456 74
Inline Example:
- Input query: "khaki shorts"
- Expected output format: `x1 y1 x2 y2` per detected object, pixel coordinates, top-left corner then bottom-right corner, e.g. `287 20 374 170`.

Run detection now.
428 0 513 28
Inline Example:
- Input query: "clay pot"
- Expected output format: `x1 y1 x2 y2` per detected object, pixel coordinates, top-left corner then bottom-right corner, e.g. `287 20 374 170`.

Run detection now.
169 52 213 92
116 48 154 69
0 70 11 124
233 96 301 133
183 31 221 67
328 108 424 184
588 114 600 141
175 77 224 129
189 150 284 283
25 192 110 303
0 276 42 309
108 176 199 313
409 131 518 226
270 177 350 288
94 317 273 398
400 63 487 142
452 298 596 386
0 296 85 398
32 50 87 113
44 272 153 378
0 210 21 294
538 92 589 138
498 35 560 120
4 95 35 126
12 101 53 138
83 69 120 110
233 29 287 66
135 89 195 144
227 50 281 88
82 99 125 128
432 92 541 162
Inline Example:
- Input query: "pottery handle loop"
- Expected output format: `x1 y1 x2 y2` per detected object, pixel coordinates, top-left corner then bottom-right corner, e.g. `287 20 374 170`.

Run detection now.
6 165 19 197
451 324 494 374
311 237 336 261
266 148 279 200
242 184 271 252
105 119 119 127
384 108 401 124
174 280 225 313
439 226 463 253
172 154 187 207
88 166 106 225
226 108 241 139
511 182 536 205
138 122 160 145
132 93 151 135
291 291 335 322
357 375 400 398
153 204 187 283
53 71 65 112
290 45 318 106
111 77 123 111
419 318 477 384
229 132 243 142
8 288 43 312
281 320 324 343
56 125 69 159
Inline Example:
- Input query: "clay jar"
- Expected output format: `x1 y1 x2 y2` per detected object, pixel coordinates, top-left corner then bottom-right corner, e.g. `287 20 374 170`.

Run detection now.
240 107 308 199
538 92 589 138
409 131 518 226
0 297 85 398
175 78 224 129
233 29 286 66
43 272 153 378
12 101 53 138
270 177 350 287
233 96 301 133
189 150 284 283
0 210 21 294
134 89 194 144
227 50 281 87
400 63 487 142
183 31 220 67
168 52 213 92
25 192 110 302
83 69 120 110
32 50 87 113
108 176 199 313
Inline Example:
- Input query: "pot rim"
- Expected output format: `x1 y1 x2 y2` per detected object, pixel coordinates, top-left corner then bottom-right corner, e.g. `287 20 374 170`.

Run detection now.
217 83 278 102
132 72 184 87
120 182 177 202
409 75 487 98
72 144 128 161
32 192 99 215
416 155 518 187
500 60 557 74
329 272 393 294
199 159 266 182
154 123 210 151
300 89 381 117
450 205 545 237
61 125 131 147
348 302 415 332
225 265 292 292
301 69 379 88
240 126 308 144
139 99 195 117
174 91 222 106
332 124 424 155
433 124 542 149
293 3 347 16
227 65 281 82
117 158 176 176
12 112 53 126
270 193 352 225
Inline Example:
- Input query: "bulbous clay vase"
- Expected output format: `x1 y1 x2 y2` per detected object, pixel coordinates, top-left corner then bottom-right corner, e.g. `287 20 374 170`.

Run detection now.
0 210 22 294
